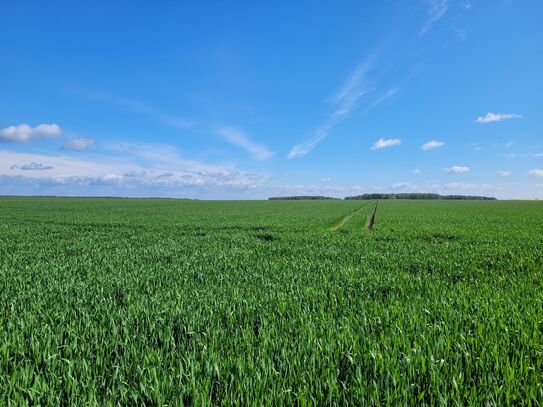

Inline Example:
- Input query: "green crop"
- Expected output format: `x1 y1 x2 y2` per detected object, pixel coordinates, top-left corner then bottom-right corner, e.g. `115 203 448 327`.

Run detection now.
1 197 542 405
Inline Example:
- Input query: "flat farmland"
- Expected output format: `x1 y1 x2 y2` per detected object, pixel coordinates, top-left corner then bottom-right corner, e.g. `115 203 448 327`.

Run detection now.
1 198 542 405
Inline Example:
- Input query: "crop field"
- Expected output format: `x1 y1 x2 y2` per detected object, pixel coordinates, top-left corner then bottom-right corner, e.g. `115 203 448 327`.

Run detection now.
1 197 542 405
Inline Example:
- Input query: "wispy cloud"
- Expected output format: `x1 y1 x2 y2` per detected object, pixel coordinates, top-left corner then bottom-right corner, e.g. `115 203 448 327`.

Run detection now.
330 59 373 110
371 137 401 150
496 170 511 177
61 138 95 151
288 57 374 159
475 112 523 124
500 152 543 159
529 169 543 177
287 127 330 159
445 165 470 173
466 143 482 151
80 90 193 129
10 162 54 171
106 142 181 164
421 140 446 151
391 182 416 190
420 0 449 34
366 88 398 112
445 182 496 190
0 123 62 143
217 127 273 160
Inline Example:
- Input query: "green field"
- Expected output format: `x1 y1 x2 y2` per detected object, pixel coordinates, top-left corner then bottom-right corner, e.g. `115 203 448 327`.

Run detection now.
1 197 542 405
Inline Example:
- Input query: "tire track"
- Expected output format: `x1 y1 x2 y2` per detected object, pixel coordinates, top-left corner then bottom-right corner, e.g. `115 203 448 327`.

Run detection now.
330 202 371 231
366 201 378 230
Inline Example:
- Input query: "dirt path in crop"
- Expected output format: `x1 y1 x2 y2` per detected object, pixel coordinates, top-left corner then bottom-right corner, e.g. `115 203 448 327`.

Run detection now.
366 201 378 230
330 202 371 231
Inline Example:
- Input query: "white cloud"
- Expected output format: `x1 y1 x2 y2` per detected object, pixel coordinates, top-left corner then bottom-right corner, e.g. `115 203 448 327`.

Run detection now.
421 140 446 151
0 145 267 193
0 123 62 143
3 149 132 178
61 138 95 151
371 137 401 150
11 162 54 171
496 170 511 177
475 113 523 124
412 169 421 174
288 57 374 158
529 169 543 177
532 153 543 158
217 127 273 160
320 177 331 182
420 0 449 34
445 165 470 173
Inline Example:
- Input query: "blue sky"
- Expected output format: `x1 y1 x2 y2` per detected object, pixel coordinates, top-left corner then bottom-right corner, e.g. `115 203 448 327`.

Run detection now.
1 0 542 199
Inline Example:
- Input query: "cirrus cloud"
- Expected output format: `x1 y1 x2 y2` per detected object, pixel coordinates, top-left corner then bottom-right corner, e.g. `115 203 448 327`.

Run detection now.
217 127 274 160
420 0 449 35
287 56 375 159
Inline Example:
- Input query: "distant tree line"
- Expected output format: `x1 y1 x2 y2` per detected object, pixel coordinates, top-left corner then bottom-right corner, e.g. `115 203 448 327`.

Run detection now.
344 193 496 200
268 196 340 200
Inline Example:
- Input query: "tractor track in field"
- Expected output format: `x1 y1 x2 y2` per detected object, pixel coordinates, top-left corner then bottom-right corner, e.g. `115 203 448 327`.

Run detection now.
330 202 372 231
366 201 378 230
